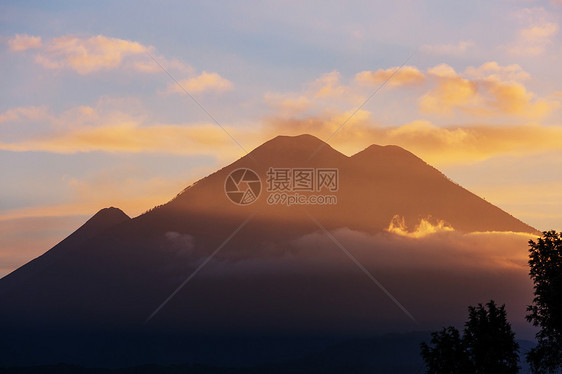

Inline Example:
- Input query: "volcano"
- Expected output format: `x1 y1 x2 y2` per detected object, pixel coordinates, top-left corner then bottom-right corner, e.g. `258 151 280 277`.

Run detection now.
0 134 537 368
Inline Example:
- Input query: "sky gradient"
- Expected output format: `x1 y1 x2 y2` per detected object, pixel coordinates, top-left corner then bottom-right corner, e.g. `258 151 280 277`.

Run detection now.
1 0 562 277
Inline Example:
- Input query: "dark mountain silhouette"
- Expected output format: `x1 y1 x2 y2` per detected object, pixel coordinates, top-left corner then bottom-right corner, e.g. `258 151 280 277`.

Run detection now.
0 134 537 367
0 207 130 300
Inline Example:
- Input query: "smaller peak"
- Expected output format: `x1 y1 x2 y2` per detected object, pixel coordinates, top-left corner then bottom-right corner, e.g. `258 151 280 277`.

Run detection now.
93 207 130 221
351 144 429 168
361 144 384 152
352 144 409 157
67 207 131 243
87 207 130 230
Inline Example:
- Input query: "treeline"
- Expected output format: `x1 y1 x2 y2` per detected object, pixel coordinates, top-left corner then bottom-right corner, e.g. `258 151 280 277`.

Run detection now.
421 230 562 373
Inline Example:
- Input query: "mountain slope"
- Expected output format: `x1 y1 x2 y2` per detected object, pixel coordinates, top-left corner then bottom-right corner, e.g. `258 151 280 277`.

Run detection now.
0 207 129 287
0 207 131 326
346 144 533 233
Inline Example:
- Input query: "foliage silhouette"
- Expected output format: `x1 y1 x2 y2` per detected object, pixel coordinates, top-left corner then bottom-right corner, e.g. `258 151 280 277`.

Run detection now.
421 300 519 373
526 230 562 374
420 326 470 373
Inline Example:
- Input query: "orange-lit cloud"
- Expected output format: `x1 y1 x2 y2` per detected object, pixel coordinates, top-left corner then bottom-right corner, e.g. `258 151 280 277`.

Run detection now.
8 34 42 51
9 34 194 76
378 120 562 164
0 100 254 160
386 215 454 238
421 67 477 115
165 71 233 94
355 66 425 88
265 63 555 123
312 71 351 99
1 58 560 167
1 63 560 168
265 115 562 165
34 35 148 74
506 7 559 56
0 105 49 123
464 62 531 81
0 122 242 155
421 63 556 118
426 63 457 78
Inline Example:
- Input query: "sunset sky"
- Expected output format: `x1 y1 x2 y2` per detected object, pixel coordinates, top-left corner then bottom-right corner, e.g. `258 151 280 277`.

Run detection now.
1 1 562 277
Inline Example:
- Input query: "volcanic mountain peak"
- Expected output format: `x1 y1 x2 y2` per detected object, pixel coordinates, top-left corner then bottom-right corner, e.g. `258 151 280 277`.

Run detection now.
246 134 346 164
351 143 422 162
86 207 130 230
245 134 427 168
0 206 131 292
54 206 130 251
353 143 404 155
264 134 328 149
59 206 132 245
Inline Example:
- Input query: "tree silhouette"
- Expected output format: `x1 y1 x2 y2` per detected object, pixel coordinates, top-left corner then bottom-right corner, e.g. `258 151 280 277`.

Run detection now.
526 230 562 374
421 326 470 373
464 301 520 373
421 300 519 373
